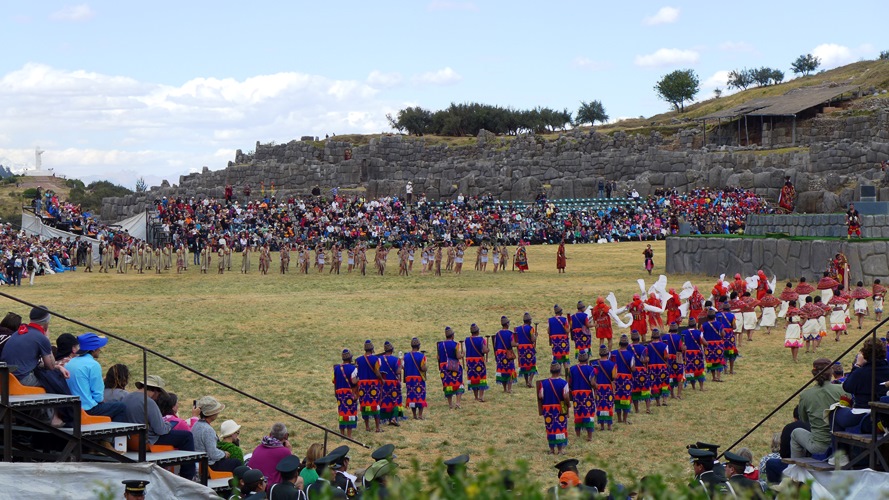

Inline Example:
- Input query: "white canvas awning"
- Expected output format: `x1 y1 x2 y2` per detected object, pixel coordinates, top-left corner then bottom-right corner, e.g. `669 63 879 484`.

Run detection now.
0 462 218 499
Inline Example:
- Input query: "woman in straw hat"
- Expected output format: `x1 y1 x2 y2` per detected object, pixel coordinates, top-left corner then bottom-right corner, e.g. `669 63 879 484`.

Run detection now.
193 396 243 472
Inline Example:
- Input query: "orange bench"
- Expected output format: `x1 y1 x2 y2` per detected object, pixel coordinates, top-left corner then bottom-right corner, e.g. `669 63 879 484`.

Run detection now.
209 469 233 480
81 408 111 425
6 373 47 395
127 434 174 453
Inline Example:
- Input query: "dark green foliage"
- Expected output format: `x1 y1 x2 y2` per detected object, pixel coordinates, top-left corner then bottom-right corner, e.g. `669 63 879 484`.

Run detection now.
727 68 754 90
791 54 820 76
22 188 38 199
65 178 85 189
729 67 784 89
388 102 572 136
654 69 700 112
68 180 133 211
880 51 889 60
575 100 609 126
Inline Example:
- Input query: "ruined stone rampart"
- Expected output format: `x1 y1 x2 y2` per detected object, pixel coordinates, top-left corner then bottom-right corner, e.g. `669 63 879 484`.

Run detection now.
101 110 889 221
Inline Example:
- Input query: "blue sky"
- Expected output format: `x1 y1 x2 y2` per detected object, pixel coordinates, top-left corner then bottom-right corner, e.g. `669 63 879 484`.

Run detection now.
0 1 882 188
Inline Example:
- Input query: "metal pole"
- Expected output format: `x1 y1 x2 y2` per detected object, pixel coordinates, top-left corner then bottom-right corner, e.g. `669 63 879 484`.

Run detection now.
142 348 148 461
0 292 369 448
871 328 878 469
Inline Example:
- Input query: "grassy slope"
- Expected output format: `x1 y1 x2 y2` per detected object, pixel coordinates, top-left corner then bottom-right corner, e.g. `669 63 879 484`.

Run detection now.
8 241 874 490
331 59 889 147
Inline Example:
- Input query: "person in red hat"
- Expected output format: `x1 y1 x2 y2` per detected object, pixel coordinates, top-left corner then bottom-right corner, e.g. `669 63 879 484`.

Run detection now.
591 297 614 351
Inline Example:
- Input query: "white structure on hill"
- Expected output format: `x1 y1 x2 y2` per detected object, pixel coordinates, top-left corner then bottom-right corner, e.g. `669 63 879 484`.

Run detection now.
23 146 58 177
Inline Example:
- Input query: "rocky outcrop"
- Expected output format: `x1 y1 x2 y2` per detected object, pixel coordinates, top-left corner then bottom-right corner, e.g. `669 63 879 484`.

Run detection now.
100 110 889 221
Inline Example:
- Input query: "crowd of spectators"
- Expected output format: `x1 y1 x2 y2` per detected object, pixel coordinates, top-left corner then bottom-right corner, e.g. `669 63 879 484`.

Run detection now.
150 187 773 253
0 224 78 285
30 186 97 236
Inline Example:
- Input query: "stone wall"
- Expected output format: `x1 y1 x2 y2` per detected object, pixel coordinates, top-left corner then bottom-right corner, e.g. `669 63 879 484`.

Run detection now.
665 236 889 284
745 214 889 238
101 110 889 221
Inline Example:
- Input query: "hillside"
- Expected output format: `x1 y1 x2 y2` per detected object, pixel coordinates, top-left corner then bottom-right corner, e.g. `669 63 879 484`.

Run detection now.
595 58 889 135
333 59 889 148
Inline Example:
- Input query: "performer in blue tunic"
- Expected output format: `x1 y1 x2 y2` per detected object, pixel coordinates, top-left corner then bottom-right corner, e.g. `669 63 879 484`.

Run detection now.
379 341 404 426
356 340 384 433
682 318 707 391
538 363 569 454
570 301 592 359
548 305 571 365
611 335 635 424
437 326 465 409
661 323 685 400
701 311 725 383
591 345 616 430
464 324 490 402
629 331 651 415
333 349 358 438
647 329 671 407
515 312 538 388
494 316 517 393
568 352 596 441
403 338 427 420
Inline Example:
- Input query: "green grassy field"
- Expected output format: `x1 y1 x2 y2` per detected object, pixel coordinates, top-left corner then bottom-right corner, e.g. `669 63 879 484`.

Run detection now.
4 241 876 489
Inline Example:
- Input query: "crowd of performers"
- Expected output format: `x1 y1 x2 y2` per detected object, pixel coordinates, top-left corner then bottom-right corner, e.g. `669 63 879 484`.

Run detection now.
14 187 773 281
331 260 888 454
86 237 533 276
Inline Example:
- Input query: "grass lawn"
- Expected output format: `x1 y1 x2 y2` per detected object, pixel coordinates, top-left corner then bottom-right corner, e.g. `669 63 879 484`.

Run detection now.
5 241 876 489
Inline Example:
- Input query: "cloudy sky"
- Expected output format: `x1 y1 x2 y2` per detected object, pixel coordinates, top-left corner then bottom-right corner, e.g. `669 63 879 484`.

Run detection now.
0 1 882 188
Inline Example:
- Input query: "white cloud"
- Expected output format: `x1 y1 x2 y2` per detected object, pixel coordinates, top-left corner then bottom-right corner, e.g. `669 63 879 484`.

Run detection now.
719 41 755 53
367 70 403 88
643 6 679 26
811 43 877 70
50 4 95 22
702 70 730 89
572 57 611 71
412 67 462 85
634 48 699 67
427 1 478 11
0 63 403 186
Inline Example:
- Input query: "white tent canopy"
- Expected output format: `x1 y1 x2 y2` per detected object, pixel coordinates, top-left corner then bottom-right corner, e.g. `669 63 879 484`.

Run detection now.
0 462 219 499
20 211 149 263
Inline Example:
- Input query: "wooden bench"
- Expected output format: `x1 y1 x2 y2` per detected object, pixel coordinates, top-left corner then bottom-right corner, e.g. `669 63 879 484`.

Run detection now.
781 457 834 472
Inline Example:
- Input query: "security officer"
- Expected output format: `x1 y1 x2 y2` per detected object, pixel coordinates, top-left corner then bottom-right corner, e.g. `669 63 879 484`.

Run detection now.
724 450 765 500
689 448 729 498
306 451 346 499
329 445 360 498
269 455 305 500
363 459 398 499
122 480 149 499
363 444 396 488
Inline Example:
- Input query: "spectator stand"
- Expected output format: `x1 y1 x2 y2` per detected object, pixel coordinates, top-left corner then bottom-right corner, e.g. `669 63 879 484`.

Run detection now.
0 291 367 489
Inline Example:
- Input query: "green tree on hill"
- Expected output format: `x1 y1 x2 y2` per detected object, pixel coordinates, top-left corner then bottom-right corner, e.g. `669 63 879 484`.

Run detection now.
654 69 700 113
387 106 433 136
575 100 609 126
727 68 754 90
791 53 820 76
